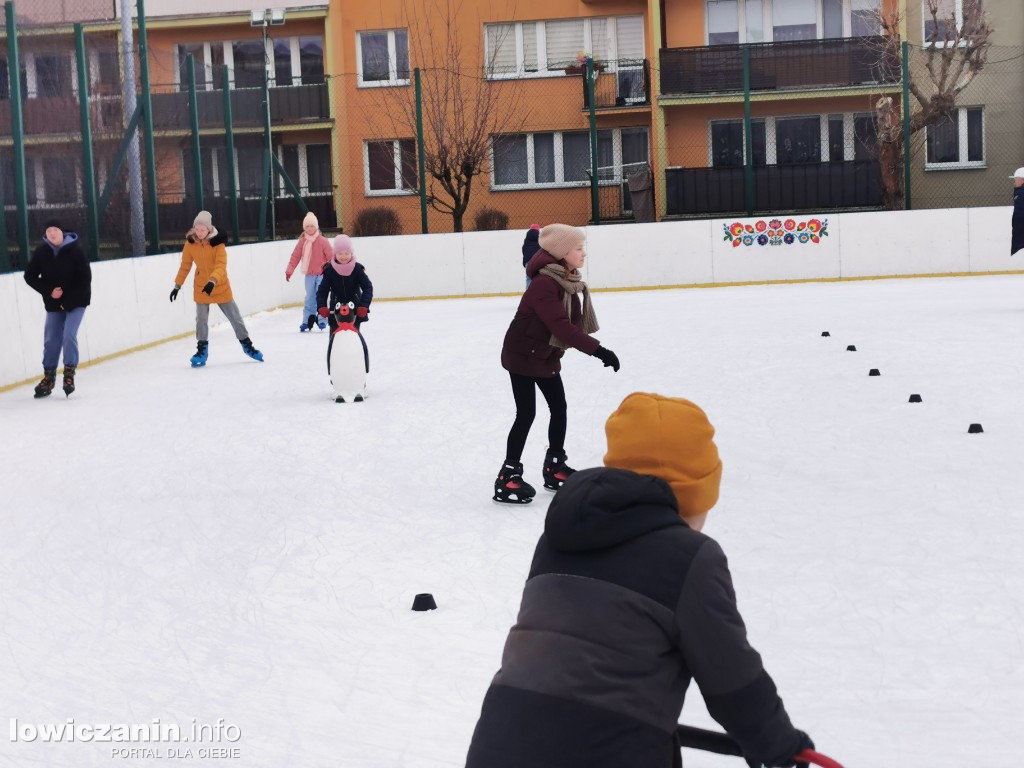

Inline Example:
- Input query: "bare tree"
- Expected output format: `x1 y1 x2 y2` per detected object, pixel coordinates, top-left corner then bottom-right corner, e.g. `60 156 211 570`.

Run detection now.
368 0 529 232
867 0 992 209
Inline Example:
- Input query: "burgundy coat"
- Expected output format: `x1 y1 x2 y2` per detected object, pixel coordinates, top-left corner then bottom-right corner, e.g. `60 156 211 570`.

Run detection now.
501 249 600 378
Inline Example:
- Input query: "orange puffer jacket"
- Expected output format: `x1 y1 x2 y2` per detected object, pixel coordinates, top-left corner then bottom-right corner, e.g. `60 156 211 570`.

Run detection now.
174 230 233 304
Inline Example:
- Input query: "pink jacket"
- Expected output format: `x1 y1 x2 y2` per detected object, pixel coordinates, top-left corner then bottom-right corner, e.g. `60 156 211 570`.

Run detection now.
286 234 333 278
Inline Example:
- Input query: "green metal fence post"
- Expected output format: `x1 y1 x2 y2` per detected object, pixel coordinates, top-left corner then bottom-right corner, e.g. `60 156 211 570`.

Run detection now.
5 1 30 266
414 68 428 234
187 53 203 210
901 41 912 211
586 58 600 225
75 24 100 261
136 0 160 252
742 45 753 217
222 67 240 243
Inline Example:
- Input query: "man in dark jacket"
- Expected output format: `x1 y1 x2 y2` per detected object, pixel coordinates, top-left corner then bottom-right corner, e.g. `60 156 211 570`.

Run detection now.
1011 167 1024 256
467 392 813 768
23 218 91 398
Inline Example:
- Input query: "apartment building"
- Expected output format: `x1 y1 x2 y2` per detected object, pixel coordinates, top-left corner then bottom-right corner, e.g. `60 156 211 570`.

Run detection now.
905 0 1024 209
1 0 331 254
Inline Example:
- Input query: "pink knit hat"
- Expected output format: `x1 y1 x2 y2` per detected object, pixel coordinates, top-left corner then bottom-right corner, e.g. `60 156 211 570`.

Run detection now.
303 211 319 229
333 234 354 254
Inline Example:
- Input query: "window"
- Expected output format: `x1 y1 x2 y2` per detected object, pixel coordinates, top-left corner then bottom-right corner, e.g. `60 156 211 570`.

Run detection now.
40 156 77 204
94 49 120 91
299 36 324 84
484 16 643 78
491 128 647 189
851 0 880 36
708 0 739 45
0 57 9 101
775 116 821 164
364 139 417 194
177 44 206 92
306 144 332 194
232 40 266 88
923 0 955 42
273 39 292 86
773 0 817 41
237 146 265 196
853 114 877 160
926 107 983 168
827 114 845 161
710 119 767 168
35 54 73 98
823 0 844 38
357 30 409 87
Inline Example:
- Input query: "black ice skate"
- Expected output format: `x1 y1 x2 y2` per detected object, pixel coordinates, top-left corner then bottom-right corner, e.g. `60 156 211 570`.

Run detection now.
33 369 56 398
62 365 76 397
493 462 536 505
542 449 576 491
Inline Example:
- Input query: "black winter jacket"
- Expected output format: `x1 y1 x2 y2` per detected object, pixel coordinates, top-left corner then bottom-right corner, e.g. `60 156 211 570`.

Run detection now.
24 234 92 312
1012 186 1024 256
466 467 803 768
315 261 373 315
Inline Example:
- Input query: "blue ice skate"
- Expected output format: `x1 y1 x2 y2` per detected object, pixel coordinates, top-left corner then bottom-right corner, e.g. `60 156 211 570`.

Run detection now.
190 340 209 368
240 337 264 362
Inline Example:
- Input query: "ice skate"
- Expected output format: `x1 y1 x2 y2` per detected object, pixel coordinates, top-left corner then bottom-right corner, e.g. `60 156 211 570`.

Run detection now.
493 462 536 505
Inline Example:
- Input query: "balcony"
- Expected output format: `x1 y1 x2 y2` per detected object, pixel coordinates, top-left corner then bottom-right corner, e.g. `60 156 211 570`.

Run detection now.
148 82 330 133
665 160 881 216
660 37 897 96
581 58 651 109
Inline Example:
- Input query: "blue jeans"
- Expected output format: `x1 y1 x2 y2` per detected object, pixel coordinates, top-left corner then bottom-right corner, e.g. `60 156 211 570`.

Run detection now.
304 274 323 320
42 307 86 370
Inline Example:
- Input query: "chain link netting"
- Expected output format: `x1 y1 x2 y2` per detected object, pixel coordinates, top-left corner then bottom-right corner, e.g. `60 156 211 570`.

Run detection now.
2 0 1023 270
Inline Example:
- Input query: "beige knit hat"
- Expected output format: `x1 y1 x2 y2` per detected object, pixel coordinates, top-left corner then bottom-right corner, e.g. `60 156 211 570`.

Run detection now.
303 211 319 229
193 210 213 229
539 223 585 259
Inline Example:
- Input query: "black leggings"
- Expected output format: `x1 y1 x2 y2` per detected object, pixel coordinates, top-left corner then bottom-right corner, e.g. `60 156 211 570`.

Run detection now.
505 372 567 464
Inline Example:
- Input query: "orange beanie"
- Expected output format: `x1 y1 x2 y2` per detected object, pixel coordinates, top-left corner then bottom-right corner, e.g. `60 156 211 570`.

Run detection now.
603 392 722 520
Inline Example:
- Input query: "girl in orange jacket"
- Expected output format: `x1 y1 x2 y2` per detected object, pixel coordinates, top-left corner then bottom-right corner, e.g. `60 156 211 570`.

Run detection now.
169 210 263 367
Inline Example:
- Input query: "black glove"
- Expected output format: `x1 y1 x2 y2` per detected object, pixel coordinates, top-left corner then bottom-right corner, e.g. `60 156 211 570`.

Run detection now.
169 286 179 302
201 281 215 295
593 345 620 372
746 731 814 768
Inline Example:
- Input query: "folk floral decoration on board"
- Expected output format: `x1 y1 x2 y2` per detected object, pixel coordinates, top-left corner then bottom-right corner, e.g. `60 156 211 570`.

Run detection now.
723 218 828 248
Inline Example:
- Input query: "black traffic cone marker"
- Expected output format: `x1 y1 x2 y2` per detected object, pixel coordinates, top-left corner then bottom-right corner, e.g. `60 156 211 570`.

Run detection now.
847 345 857 351
821 331 830 337
909 394 922 403
869 369 880 376
968 423 984 434
412 593 437 611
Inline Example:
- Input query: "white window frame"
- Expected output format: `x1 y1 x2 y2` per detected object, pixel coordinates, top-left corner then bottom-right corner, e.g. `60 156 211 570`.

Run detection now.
362 139 417 196
921 0 971 47
484 16 644 80
276 143 333 197
703 0 888 44
707 111 882 166
173 38 320 90
356 29 410 88
33 153 82 207
924 106 985 170
489 127 648 191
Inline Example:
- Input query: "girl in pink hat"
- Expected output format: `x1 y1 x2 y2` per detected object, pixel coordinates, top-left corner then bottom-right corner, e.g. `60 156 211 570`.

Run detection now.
285 211 333 332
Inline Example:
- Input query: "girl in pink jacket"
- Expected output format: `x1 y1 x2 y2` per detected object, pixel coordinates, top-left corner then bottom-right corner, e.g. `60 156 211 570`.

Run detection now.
286 211 334 332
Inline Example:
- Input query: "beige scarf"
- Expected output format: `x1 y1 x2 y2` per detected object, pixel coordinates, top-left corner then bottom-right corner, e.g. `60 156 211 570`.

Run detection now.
538 263 599 349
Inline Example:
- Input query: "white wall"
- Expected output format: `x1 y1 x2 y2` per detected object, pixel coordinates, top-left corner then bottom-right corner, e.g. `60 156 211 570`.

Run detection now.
3 206 1019 389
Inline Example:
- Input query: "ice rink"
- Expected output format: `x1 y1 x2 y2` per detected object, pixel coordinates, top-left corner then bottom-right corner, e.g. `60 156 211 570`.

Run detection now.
2 273 1023 767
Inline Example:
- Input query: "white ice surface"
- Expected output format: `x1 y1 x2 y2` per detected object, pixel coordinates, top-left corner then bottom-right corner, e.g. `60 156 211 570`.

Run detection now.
2 275 1023 768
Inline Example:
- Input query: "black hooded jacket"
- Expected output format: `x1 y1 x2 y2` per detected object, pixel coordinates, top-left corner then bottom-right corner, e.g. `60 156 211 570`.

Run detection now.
466 467 803 768
24 234 91 312
1012 186 1024 256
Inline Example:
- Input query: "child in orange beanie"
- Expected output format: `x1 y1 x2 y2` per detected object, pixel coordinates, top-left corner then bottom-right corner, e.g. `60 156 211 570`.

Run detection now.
467 392 814 768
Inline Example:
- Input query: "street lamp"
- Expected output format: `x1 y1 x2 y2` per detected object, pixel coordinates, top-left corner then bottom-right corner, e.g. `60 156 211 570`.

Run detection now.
250 8 286 240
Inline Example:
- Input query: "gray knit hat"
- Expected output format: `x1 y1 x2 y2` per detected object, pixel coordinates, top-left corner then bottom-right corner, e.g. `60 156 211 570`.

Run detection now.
539 223 585 259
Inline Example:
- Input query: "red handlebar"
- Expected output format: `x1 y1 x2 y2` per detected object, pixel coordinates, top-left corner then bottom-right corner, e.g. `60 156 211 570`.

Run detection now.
795 749 845 768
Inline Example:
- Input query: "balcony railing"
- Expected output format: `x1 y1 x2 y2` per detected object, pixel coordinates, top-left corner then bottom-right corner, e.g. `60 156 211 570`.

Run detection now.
581 58 651 109
665 160 881 216
660 37 896 96
148 82 330 132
